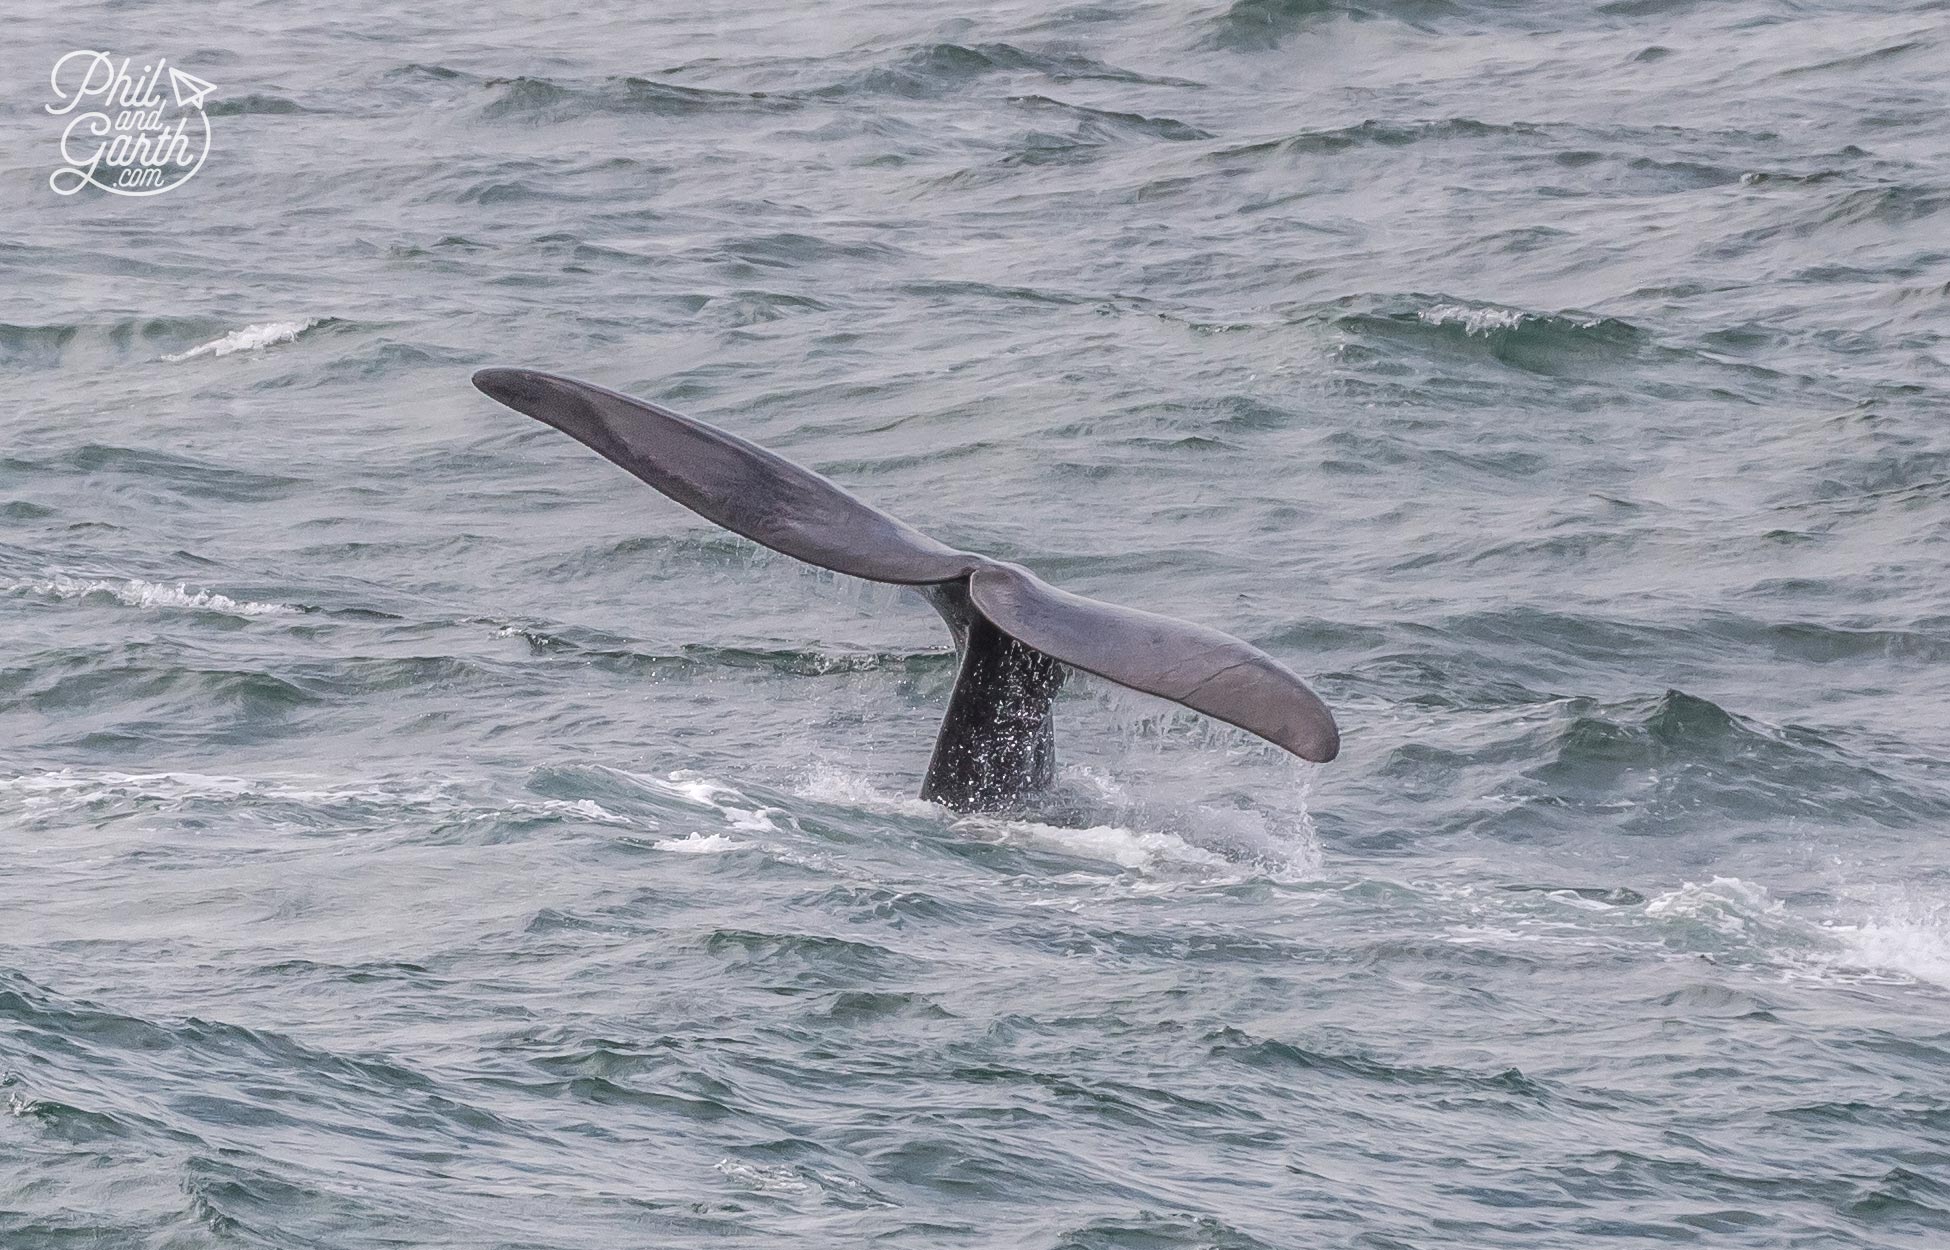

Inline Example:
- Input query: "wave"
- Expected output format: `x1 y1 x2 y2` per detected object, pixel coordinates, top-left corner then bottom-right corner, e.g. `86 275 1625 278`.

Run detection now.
1389 605 1950 684
477 74 792 123
1417 303 1536 336
2 574 298 617
1206 0 1467 50
0 967 515 1229
160 319 318 362
1525 689 1950 832
608 767 789 837
960 811 1237 873
54 444 306 502
491 618 955 681
1779 38 1933 78
816 42 1194 99
203 93 309 117
1428 871 1950 996
0 768 635 838
0 316 318 369
1814 184 1950 229
1709 180 1950 259
1006 95 1212 142
1208 1023 1552 1097
701 928 922 985
1050 1213 1276 1249
1645 877 1950 990
1335 294 1649 372
1215 117 1542 160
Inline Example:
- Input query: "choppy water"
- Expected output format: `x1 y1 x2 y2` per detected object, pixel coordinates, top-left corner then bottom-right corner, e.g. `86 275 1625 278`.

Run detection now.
5 1 1950 1245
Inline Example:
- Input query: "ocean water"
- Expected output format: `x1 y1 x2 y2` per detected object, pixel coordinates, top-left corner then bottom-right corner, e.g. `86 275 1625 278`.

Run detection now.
4 1 1949 1245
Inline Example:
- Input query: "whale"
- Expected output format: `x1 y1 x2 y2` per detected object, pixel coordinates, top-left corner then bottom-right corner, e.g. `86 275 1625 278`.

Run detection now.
473 368 1339 811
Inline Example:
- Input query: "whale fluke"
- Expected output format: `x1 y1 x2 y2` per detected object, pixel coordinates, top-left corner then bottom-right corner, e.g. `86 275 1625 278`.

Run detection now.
473 367 1339 811
472 368 976 585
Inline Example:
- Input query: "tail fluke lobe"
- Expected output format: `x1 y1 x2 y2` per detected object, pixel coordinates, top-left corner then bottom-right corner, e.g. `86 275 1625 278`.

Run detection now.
967 561 1339 763
472 368 977 586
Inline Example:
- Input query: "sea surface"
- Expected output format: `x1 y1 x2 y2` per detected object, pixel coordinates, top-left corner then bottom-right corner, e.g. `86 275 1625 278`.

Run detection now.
3 1 1949 1246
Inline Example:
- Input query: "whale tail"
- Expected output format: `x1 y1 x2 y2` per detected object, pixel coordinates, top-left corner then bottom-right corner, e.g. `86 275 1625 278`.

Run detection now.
472 367 1338 811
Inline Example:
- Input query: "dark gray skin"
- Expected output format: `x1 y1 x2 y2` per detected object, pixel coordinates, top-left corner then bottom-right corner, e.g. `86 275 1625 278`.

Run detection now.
472 367 1338 812
920 580 1065 809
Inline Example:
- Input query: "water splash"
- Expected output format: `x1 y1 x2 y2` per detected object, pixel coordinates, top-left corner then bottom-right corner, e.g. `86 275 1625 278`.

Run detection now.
1823 898 1950 988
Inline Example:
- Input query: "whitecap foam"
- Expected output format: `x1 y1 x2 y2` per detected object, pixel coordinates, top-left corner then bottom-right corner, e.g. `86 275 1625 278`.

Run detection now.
1417 303 1529 336
793 764 1185 869
1640 878 1950 991
3 574 296 617
0 768 663 840
0 768 444 803
0 769 241 800
796 762 1320 880
1644 876 1785 935
538 798 630 824
637 769 744 808
715 1158 813 1193
658 832 746 854
625 769 788 836
1822 900 1950 989
162 319 316 362
961 813 1233 873
0 769 468 827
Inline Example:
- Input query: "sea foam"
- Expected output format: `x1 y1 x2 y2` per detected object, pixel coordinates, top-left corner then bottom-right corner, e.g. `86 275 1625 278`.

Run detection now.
3 574 297 617
162 319 317 362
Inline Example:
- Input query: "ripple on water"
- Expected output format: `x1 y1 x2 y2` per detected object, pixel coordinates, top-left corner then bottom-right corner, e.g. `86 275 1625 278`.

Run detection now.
5 0 1949 1245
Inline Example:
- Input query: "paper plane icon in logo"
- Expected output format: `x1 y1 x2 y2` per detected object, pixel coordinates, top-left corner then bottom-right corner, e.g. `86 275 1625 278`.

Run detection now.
167 66 217 111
